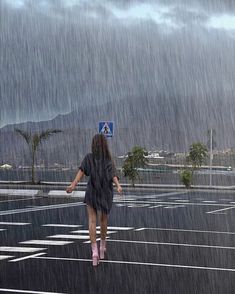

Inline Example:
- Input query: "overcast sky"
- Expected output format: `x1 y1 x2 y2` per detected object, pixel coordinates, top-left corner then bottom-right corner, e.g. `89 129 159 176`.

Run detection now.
1 0 235 127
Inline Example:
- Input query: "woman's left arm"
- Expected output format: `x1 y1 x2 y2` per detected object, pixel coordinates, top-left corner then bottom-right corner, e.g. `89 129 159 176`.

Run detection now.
113 176 122 194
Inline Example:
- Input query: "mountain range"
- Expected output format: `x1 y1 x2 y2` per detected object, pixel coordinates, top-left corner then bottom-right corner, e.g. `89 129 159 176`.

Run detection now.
1 95 235 166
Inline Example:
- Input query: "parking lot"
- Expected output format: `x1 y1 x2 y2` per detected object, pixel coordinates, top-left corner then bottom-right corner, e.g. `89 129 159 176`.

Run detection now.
0 189 235 293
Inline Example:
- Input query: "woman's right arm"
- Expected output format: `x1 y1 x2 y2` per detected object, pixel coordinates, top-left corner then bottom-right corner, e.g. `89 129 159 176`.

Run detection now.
66 169 84 193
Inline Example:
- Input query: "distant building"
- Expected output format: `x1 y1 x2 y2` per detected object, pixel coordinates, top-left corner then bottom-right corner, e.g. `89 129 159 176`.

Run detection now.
145 152 164 159
0 164 13 170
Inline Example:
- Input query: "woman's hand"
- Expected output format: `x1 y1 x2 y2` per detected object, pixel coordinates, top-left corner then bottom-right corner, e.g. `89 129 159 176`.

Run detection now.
117 184 122 194
66 182 76 194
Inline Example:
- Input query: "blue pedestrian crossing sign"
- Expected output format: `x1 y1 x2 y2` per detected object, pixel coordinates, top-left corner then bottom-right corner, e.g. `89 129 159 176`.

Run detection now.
99 121 114 137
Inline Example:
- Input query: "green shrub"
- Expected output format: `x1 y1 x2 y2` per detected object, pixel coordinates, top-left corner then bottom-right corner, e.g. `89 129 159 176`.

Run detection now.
181 169 192 189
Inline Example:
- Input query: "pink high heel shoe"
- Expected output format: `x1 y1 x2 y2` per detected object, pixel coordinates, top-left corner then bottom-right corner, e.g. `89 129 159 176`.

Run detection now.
100 239 106 260
91 243 99 266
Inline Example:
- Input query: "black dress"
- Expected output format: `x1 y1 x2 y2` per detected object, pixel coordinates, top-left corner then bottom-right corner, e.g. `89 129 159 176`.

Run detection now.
79 153 117 214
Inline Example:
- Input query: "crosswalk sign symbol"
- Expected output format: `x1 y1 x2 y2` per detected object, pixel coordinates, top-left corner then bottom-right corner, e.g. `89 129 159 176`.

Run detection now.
99 121 114 137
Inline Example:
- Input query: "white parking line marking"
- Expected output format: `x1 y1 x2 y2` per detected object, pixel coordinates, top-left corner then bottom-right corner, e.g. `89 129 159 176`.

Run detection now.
0 198 40 204
206 206 235 214
107 239 235 250
134 227 235 235
0 189 39 196
127 204 150 208
0 222 30 226
148 205 162 209
0 289 66 294
83 237 110 244
48 190 85 197
0 255 14 260
0 202 84 216
0 247 46 253
48 235 90 240
20 240 73 246
144 192 188 198
70 230 89 234
174 200 189 202
10 252 46 262
203 201 217 203
164 205 186 209
114 192 188 202
71 230 116 234
211 212 227 215
33 256 235 272
42 224 82 228
114 199 234 208
118 197 136 201
96 226 133 230
0 229 5 231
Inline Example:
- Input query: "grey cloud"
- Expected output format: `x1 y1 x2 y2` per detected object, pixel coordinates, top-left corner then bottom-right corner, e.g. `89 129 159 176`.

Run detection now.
1 0 235 128
2 0 234 28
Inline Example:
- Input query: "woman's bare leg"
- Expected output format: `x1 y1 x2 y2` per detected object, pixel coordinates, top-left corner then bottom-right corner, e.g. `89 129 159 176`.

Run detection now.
99 212 108 259
87 205 99 266
87 205 97 243
100 212 108 240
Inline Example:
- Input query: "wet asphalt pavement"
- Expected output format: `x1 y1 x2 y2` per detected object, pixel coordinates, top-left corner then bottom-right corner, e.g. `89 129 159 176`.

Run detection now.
0 190 235 294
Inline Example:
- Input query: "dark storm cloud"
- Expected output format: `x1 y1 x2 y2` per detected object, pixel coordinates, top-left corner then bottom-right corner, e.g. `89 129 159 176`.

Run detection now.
1 0 235 128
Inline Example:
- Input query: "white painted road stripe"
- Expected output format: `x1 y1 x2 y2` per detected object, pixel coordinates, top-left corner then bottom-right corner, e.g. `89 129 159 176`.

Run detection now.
83 237 110 244
143 192 188 198
114 199 232 207
0 189 39 196
203 201 217 203
70 230 90 234
117 197 136 201
0 198 40 204
33 256 235 272
0 255 14 260
0 229 5 231
0 222 30 226
42 224 82 228
206 206 235 214
127 204 150 208
0 202 84 216
10 252 46 262
71 230 116 234
164 205 185 209
148 205 162 209
48 190 85 197
107 239 235 250
134 227 235 235
0 247 46 253
96 226 133 230
0 289 66 294
48 235 90 240
20 240 73 246
116 192 188 200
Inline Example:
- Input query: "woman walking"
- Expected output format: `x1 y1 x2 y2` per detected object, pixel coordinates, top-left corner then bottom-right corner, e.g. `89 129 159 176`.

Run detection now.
66 134 122 266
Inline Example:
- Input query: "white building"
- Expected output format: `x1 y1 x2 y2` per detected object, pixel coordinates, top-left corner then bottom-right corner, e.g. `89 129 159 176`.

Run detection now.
0 164 13 169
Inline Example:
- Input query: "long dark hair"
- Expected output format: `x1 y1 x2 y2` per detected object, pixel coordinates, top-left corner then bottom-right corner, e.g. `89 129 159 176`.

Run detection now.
91 134 112 160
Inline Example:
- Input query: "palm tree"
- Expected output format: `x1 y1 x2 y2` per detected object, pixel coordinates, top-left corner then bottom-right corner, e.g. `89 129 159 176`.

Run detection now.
15 128 62 184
